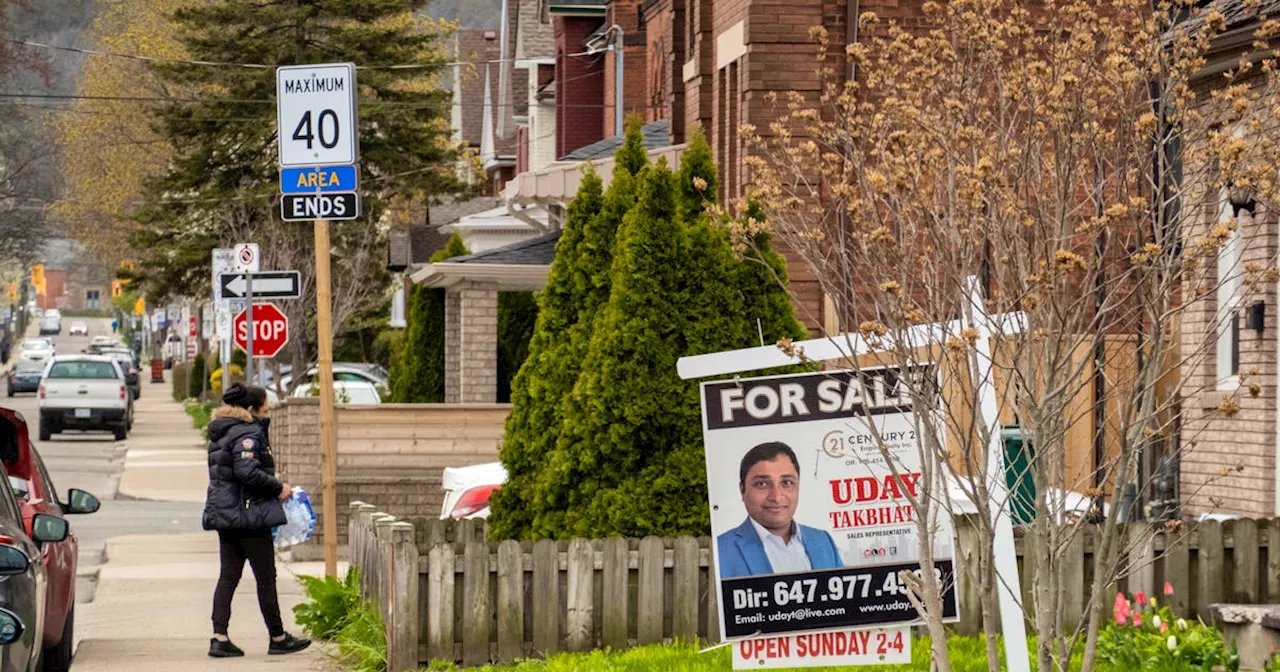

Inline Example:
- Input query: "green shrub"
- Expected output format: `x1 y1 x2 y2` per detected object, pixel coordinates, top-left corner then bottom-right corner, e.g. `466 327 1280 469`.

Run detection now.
490 126 806 541
184 399 217 435
293 567 362 640
390 284 445 402
294 567 386 671
489 167 610 540
171 363 191 402
550 159 695 538
389 233 469 403
188 353 208 400
1097 589 1238 672
496 291 538 403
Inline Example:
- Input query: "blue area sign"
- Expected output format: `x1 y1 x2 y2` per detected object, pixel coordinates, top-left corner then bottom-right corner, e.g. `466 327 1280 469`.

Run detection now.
279 165 359 194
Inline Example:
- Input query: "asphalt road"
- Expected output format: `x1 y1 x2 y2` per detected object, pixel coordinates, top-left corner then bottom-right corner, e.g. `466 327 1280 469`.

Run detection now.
5 317 203 602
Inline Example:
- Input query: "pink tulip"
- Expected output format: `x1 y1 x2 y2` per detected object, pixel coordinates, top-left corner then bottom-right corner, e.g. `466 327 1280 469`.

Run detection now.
1114 593 1130 626
1133 613 1143 627
1161 622 1169 633
1164 582 1175 596
1135 590 1147 606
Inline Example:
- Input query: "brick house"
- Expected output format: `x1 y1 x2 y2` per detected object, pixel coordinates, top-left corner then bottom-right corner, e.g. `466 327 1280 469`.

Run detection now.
1177 0 1280 518
414 0 901 400
36 239 109 312
500 0 905 334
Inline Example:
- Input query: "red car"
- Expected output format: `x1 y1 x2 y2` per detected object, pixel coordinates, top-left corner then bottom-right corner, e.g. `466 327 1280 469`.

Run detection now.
0 408 98 672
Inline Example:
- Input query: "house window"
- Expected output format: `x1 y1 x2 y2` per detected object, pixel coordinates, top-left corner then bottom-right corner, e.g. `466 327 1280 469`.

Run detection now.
1216 189 1242 388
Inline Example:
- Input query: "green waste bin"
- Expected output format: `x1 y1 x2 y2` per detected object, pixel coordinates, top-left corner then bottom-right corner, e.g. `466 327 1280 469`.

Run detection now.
1001 426 1036 526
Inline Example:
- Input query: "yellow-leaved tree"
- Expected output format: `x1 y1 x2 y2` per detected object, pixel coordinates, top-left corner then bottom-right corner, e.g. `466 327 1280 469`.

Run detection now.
50 0 192 260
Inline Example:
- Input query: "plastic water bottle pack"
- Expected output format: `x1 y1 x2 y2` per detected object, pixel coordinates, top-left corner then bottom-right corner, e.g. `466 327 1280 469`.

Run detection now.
273 486 317 549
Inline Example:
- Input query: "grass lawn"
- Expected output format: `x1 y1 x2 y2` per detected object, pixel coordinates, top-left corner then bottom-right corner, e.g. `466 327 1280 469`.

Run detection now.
424 637 1073 671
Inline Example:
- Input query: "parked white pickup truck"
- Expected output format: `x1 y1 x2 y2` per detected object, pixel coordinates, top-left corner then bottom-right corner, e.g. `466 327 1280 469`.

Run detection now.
38 355 133 441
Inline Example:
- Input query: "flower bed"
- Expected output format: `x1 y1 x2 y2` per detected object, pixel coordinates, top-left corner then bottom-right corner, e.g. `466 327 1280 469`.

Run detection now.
1097 583 1238 672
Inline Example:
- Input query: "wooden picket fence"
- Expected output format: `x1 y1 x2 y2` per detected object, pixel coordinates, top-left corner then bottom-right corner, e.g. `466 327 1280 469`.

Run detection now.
347 502 1280 671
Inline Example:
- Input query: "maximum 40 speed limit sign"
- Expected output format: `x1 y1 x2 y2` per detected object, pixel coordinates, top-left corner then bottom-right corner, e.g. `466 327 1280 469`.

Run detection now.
276 63 359 167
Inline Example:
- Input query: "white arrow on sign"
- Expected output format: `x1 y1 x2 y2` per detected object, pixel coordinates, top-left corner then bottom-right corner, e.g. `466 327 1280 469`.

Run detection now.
219 271 302 300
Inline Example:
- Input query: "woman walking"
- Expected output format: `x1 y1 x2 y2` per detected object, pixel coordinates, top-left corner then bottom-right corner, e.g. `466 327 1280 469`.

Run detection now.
202 383 311 658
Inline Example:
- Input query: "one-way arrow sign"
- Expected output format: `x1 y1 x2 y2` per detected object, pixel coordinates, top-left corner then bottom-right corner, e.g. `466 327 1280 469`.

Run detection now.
219 271 302 300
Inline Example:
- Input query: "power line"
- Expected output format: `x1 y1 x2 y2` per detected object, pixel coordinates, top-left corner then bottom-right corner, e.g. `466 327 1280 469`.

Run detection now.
0 92 660 110
5 37 606 71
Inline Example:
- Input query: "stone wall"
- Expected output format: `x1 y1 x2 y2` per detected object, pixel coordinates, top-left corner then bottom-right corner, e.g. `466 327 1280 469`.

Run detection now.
273 398 510 558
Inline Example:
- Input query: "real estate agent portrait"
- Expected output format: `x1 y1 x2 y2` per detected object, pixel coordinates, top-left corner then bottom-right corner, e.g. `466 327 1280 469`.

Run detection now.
716 441 843 579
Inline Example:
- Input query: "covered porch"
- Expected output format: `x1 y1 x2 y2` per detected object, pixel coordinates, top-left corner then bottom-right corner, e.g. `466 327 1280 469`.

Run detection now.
409 234 557 403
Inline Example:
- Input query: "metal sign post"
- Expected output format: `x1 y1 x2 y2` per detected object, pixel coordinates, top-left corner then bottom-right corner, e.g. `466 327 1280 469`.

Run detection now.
234 243 260 387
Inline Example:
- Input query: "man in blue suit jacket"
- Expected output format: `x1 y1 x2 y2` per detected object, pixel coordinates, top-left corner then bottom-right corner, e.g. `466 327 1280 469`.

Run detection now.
717 442 844 579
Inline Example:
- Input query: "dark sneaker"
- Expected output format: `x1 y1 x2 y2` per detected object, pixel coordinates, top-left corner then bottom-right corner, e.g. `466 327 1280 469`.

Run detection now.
208 638 245 658
268 632 312 655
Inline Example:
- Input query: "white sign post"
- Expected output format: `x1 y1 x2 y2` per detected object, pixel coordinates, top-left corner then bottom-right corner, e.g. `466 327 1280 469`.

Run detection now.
233 243 260 384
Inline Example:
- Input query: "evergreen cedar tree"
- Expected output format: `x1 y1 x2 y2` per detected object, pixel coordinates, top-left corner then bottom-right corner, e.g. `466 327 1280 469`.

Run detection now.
128 0 458 301
389 233 469 403
489 126 806 540
496 292 538 402
488 170 610 538
489 122 646 539
189 353 208 399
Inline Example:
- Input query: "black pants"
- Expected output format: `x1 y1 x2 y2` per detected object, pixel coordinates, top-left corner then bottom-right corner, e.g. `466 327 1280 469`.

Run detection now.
212 529 283 637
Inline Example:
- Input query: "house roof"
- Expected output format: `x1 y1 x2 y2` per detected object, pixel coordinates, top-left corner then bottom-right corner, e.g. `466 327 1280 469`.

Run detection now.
409 230 559 289
1173 0 1280 43
446 230 561 266
409 224 449 265
443 205 548 235
431 197 504 227
561 120 670 161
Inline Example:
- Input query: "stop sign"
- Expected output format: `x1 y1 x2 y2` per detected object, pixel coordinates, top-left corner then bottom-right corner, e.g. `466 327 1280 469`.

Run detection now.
233 303 289 358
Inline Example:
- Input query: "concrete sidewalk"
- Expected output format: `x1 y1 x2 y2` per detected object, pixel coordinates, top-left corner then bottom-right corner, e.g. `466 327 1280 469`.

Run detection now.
116 383 207 503
75 376 333 671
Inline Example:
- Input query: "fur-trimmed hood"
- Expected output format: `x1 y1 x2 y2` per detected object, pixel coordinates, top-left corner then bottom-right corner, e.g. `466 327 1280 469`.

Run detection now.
211 405 254 423
208 405 258 444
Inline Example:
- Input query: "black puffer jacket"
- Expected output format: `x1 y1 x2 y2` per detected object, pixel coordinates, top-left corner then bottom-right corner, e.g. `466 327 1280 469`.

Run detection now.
202 406 285 531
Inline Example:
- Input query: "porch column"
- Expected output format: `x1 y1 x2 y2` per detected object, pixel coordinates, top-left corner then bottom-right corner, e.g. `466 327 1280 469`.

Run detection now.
444 280 499 403
444 289 461 402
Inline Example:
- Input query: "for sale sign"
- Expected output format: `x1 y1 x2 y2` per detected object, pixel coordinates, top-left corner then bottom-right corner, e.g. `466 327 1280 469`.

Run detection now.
700 366 958 668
